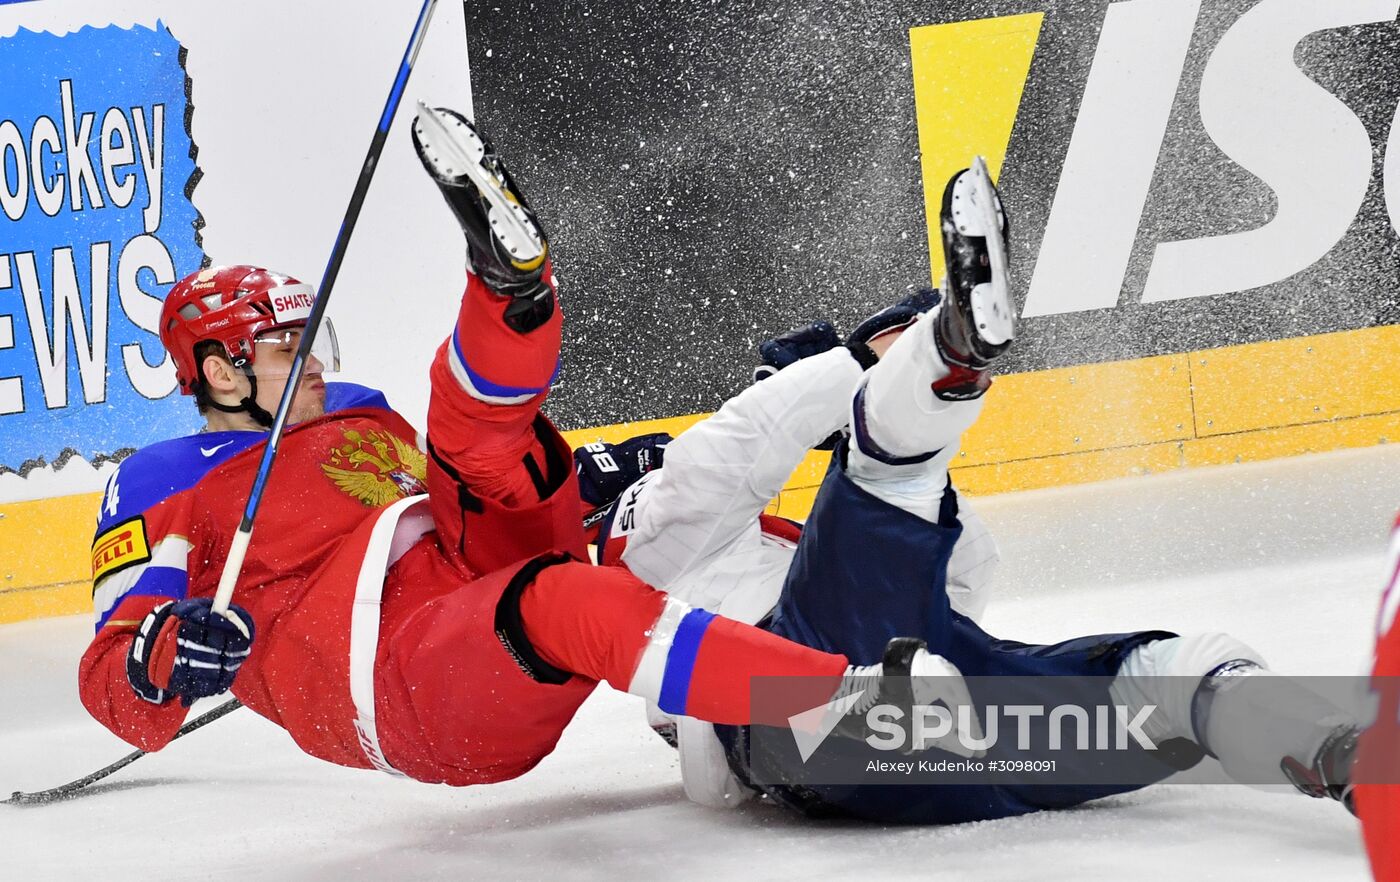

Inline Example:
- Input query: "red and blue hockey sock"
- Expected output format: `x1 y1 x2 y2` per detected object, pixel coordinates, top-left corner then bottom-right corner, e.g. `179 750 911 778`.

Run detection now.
441 263 561 411
518 563 849 725
427 263 565 508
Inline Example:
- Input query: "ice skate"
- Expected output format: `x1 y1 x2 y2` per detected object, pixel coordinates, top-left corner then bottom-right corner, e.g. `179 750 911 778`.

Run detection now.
1281 722 1360 815
412 104 553 331
934 157 1013 375
819 637 984 759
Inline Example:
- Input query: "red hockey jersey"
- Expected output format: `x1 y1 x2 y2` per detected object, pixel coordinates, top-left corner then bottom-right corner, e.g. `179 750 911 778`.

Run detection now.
1360 514 1400 882
80 383 430 769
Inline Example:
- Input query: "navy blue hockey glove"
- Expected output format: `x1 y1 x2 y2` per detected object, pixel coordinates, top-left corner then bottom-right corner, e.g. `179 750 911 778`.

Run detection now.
846 288 943 368
753 320 842 382
575 433 672 541
127 598 255 707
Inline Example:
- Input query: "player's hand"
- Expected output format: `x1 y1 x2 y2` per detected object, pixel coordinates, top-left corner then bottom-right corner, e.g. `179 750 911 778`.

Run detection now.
575 434 671 512
576 434 671 542
754 320 842 382
127 598 255 707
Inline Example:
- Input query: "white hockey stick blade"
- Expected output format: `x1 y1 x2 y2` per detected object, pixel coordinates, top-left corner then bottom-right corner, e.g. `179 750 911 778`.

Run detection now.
957 156 1014 348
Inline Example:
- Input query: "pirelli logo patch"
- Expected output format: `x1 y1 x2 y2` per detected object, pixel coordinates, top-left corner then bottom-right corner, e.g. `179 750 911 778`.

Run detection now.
92 517 151 586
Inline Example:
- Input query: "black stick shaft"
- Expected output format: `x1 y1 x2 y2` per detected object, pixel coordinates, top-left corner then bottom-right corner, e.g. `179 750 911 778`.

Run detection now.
3 699 243 806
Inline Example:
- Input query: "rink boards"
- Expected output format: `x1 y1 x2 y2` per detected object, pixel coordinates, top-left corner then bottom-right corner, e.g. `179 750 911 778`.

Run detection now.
3 0 1400 623
4 321 1397 624
561 324 1400 518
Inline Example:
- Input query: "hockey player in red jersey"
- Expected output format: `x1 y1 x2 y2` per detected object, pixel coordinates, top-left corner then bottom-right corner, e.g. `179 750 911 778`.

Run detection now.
1359 514 1400 881
79 106 977 785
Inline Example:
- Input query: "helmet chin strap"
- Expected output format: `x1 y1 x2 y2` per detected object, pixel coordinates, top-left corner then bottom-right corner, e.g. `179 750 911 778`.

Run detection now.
204 363 276 428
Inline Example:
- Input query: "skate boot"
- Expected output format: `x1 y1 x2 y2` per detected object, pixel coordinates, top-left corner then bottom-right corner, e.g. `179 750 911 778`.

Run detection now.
809 637 984 759
411 104 553 332
933 157 1013 400
1281 723 1360 815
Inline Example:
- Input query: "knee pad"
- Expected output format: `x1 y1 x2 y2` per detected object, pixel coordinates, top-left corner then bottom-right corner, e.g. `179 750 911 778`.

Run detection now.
494 552 578 685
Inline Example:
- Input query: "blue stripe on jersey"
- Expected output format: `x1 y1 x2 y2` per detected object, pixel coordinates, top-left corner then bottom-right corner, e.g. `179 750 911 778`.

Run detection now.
95 567 189 628
452 327 560 397
325 381 392 413
850 385 939 466
97 433 261 533
92 381 398 629
96 382 393 534
657 608 718 716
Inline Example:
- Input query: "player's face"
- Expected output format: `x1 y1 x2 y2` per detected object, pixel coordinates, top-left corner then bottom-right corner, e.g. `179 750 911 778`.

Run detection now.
252 327 327 423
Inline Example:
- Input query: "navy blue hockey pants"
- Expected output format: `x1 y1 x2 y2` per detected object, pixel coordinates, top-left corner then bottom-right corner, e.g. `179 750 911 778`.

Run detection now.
717 446 1191 824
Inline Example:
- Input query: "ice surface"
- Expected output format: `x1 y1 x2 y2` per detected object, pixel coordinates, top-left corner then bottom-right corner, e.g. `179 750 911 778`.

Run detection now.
4 444 1397 881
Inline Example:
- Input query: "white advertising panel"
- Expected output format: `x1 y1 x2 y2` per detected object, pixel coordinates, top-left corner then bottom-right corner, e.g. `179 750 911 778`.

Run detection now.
0 0 474 502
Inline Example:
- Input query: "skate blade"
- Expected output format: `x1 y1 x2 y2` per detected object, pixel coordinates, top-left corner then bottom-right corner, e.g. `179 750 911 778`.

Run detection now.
412 103 545 267
957 156 1013 348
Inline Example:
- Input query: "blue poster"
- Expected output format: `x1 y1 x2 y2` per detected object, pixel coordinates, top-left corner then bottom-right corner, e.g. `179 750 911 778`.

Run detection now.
0 22 205 470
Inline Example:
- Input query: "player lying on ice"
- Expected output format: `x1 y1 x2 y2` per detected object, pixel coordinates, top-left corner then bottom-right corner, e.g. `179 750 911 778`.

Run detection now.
577 161 1366 823
78 106 982 785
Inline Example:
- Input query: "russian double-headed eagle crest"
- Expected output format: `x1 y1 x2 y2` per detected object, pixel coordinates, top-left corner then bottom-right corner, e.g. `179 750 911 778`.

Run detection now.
322 428 428 507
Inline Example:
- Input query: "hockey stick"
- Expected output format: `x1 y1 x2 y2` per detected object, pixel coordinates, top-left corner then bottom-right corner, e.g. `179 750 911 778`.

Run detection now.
6 5 440 806
211 0 441 614
3 699 243 806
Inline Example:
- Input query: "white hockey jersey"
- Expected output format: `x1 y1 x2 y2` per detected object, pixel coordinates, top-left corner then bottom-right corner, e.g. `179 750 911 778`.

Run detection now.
598 347 1000 807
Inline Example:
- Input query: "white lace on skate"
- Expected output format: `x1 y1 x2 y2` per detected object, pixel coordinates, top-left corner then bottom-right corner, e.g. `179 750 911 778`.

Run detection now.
412 103 545 266
948 156 1014 348
831 663 883 716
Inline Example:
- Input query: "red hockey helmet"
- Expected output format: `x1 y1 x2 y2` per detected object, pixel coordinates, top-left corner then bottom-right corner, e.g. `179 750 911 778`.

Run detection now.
160 265 338 395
